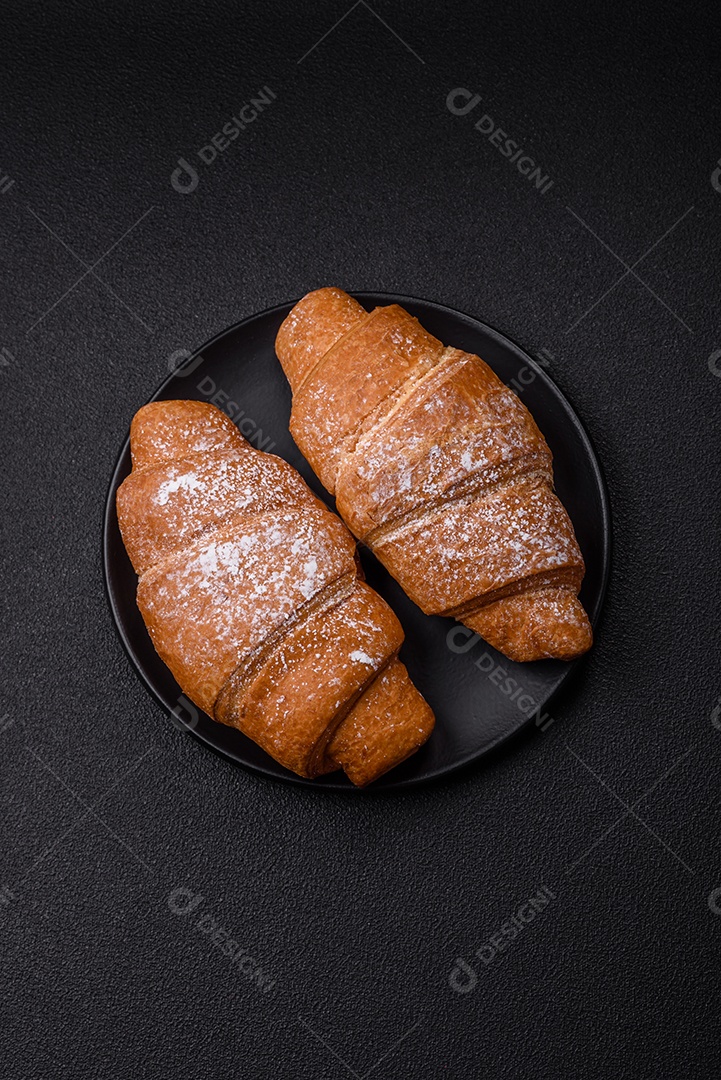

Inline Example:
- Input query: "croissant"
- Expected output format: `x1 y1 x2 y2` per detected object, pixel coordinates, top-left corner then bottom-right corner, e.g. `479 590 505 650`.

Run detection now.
116 400 434 786
276 288 593 662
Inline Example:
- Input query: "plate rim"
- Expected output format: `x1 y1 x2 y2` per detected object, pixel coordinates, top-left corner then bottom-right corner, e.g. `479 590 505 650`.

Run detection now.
102 291 612 792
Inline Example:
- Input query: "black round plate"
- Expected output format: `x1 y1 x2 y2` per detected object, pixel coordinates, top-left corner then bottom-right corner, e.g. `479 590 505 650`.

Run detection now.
103 294 611 791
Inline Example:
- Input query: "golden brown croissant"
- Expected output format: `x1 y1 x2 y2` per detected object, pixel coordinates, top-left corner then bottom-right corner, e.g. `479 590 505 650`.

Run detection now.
116 400 434 785
276 288 593 662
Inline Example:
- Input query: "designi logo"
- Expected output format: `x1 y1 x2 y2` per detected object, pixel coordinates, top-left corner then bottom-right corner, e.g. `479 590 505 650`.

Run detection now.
167 886 276 993
171 86 277 194
171 157 200 195
711 159 721 194
447 88 554 195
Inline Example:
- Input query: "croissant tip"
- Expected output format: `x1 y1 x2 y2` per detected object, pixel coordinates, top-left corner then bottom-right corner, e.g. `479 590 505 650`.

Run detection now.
464 588 593 663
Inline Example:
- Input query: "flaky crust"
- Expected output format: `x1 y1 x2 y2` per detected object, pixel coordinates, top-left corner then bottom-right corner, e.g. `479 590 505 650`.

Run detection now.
276 288 593 662
116 400 434 784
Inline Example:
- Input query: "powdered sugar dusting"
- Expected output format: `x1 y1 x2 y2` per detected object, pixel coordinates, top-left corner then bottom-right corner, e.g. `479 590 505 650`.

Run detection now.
157 472 204 505
350 650 374 665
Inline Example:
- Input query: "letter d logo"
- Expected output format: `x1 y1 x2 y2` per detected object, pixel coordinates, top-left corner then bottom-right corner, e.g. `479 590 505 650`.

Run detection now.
446 626 480 654
448 957 478 994
171 157 199 194
169 693 200 732
711 159 721 194
446 88 481 116
711 695 721 727
168 887 204 916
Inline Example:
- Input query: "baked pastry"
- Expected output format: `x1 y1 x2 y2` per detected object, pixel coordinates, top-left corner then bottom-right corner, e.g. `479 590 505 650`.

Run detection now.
276 288 593 662
116 400 434 785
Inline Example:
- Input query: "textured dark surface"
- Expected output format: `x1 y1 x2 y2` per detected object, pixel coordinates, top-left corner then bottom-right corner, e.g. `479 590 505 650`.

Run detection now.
1 2 720 1077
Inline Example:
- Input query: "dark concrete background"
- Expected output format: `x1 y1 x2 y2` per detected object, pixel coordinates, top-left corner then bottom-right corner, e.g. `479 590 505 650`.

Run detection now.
1 2 720 1076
